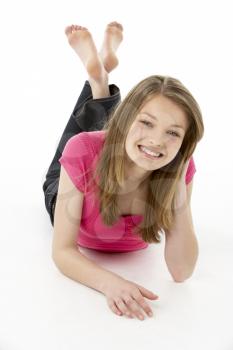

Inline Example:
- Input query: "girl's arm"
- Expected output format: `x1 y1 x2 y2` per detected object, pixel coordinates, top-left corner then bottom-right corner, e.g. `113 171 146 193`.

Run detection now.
53 246 123 294
164 165 199 282
52 166 123 294
52 166 159 320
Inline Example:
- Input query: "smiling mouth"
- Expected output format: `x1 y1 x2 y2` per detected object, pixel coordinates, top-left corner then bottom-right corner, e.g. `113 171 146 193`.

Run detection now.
138 145 164 159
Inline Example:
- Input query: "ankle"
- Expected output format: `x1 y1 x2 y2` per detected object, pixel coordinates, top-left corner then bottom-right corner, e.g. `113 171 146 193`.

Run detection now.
88 77 110 99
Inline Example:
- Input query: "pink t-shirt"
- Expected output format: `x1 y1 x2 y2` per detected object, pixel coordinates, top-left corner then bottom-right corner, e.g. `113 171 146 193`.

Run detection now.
59 131 196 253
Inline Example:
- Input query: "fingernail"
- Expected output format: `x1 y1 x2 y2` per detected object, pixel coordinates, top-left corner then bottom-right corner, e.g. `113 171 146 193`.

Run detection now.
148 311 153 317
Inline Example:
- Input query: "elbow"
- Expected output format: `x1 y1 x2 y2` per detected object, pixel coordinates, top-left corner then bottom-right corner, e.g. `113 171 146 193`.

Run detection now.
52 251 61 271
52 246 59 264
52 251 68 278
51 243 66 266
51 245 81 273
171 253 199 283
172 267 195 283
173 275 188 283
52 247 64 271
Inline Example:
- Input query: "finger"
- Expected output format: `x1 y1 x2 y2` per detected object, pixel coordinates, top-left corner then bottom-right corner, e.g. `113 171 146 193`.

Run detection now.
115 299 133 318
124 297 145 320
183 159 190 173
134 294 154 317
136 284 159 300
107 299 123 316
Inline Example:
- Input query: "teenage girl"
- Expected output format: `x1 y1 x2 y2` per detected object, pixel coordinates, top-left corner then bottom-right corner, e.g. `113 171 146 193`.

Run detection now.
42 22 204 321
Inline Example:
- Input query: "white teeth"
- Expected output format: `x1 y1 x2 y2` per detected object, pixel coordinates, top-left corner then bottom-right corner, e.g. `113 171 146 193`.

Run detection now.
140 146 162 157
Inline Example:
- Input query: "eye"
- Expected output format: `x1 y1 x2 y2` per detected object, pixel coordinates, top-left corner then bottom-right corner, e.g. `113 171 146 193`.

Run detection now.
140 120 180 137
140 120 153 127
168 131 180 137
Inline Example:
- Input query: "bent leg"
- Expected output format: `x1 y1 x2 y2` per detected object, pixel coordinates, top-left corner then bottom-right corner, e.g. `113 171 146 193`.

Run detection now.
42 80 121 226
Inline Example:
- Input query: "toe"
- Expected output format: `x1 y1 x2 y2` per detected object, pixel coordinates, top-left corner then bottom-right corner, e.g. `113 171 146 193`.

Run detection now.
65 25 72 35
116 22 123 30
107 21 123 31
108 21 116 26
75 25 82 31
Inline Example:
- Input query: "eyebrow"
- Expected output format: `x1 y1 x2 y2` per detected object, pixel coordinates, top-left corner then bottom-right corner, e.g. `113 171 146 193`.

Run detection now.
140 112 185 131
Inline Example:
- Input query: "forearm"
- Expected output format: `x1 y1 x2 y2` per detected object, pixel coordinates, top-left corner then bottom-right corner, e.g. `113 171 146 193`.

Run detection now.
164 205 199 282
52 247 122 294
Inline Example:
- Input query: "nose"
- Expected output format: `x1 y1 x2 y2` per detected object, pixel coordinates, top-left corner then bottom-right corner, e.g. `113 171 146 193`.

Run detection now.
149 132 164 148
147 131 166 154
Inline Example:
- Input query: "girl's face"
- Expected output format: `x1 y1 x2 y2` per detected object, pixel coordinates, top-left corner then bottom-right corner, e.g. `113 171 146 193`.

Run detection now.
124 94 189 176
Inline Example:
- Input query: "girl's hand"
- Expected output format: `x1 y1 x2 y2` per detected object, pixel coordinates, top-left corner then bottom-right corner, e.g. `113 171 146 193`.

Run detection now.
180 158 191 182
103 276 159 320
174 158 190 210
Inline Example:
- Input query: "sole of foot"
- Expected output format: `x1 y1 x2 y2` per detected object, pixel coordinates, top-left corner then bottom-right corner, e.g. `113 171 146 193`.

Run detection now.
99 21 124 73
65 24 107 82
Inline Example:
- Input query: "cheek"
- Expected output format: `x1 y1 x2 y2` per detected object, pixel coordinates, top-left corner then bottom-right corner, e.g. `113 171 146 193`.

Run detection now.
126 127 139 144
167 137 182 148
129 127 147 144
166 139 183 159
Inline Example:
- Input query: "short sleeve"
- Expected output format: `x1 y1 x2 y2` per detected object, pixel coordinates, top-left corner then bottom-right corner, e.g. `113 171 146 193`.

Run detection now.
59 132 92 193
185 156 197 185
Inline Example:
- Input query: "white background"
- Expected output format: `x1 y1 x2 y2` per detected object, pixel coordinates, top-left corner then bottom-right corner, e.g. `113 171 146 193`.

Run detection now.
0 0 232 349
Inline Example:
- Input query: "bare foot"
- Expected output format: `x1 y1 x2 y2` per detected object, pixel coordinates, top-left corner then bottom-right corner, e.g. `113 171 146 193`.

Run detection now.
65 24 107 82
99 21 123 73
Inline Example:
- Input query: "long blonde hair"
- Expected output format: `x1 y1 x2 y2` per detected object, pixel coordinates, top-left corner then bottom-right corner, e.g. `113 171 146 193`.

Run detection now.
91 75 204 244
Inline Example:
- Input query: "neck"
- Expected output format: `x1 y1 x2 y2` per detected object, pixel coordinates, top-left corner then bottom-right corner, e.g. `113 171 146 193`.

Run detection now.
119 155 152 194
119 175 148 195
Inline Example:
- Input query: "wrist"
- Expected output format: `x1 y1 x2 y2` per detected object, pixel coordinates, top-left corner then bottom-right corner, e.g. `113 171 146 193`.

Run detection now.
100 273 124 295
